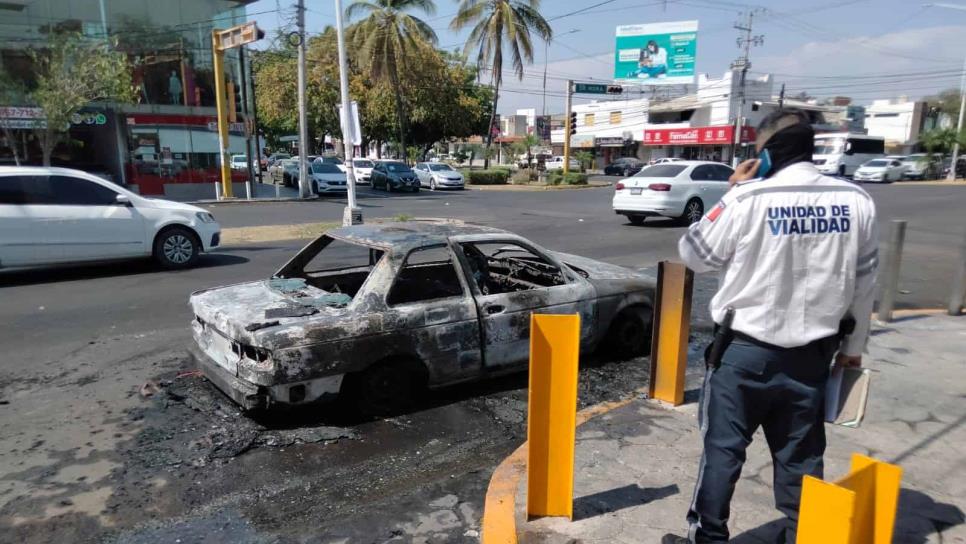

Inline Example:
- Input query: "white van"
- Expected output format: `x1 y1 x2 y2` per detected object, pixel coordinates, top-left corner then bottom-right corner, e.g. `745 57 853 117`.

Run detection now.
812 133 885 177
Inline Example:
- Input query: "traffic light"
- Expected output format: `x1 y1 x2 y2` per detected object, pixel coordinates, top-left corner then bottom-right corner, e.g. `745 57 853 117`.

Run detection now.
569 112 577 136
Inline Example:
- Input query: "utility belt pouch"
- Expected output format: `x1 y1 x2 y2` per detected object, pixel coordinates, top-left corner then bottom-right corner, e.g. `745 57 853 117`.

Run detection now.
705 307 736 370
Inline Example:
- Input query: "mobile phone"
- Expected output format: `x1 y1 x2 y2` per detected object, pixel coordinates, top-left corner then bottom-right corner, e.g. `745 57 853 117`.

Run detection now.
756 148 772 178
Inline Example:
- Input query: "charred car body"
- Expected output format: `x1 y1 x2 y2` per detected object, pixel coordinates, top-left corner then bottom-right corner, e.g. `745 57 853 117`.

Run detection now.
188 222 655 412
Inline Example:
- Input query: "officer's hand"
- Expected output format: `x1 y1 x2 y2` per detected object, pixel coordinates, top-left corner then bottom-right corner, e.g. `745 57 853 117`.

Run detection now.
834 353 862 369
729 159 760 186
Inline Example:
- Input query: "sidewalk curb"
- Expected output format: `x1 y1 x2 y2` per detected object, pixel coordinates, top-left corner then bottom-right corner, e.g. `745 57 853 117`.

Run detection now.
469 182 611 192
481 388 652 544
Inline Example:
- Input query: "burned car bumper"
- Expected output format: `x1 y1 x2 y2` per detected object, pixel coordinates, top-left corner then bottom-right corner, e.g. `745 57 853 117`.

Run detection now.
190 319 345 409
188 343 266 411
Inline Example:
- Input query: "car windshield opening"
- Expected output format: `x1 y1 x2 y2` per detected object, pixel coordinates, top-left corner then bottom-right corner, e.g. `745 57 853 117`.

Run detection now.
354 159 373 167
428 164 453 171
275 235 385 298
636 164 687 177
865 160 888 167
459 242 566 295
386 162 411 173
312 163 343 174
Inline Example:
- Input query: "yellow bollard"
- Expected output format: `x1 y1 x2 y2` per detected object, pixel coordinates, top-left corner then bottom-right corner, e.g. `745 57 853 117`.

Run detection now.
526 313 581 520
798 453 903 544
648 261 693 406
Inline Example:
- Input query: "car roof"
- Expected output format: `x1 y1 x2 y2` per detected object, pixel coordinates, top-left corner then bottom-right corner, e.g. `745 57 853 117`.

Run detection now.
644 160 727 167
328 221 508 251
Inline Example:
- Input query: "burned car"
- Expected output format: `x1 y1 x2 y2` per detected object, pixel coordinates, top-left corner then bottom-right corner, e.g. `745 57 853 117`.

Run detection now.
188 222 655 413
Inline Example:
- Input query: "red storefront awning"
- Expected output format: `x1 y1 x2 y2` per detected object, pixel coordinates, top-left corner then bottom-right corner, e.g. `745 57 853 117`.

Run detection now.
643 125 756 146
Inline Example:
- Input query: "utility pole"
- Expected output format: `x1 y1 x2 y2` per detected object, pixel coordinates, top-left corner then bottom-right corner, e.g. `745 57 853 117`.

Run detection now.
730 10 763 166
949 54 966 180
334 0 361 225
563 80 573 175
239 46 255 199
296 0 310 198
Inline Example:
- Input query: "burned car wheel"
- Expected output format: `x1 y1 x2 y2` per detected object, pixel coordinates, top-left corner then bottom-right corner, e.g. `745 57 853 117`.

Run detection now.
350 359 426 416
606 307 652 360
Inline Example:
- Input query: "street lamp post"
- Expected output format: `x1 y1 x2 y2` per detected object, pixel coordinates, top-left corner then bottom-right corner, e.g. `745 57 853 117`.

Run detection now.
334 0 361 224
924 3 966 180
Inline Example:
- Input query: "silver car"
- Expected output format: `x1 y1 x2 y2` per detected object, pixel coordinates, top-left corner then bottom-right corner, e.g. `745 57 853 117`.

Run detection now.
414 162 465 190
188 222 654 414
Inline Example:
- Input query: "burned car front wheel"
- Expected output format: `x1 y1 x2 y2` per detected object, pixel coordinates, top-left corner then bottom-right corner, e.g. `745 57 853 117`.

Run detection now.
606 306 653 360
345 359 427 416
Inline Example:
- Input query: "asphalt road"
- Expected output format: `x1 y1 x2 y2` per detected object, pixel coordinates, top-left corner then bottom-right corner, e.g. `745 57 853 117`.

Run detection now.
0 179 962 543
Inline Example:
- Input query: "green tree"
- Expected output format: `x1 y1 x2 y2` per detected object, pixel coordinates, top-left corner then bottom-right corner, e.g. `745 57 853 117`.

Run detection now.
347 0 438 160
0 68 28 165
573 150 593 172
451 0 552 169
924 88 963 124
28 33 135 165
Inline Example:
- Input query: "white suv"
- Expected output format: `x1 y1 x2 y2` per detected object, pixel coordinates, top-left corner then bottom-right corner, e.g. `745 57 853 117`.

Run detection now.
0 166 221 270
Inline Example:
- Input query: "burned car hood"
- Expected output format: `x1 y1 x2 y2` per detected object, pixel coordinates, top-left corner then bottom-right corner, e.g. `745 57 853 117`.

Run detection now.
189 278 353 344
549 251 656 297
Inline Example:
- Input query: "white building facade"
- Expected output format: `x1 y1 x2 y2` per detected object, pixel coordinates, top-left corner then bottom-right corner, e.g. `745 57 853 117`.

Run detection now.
863 98 930 154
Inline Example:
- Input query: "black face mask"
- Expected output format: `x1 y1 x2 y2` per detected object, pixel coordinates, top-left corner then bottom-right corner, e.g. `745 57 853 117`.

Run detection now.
760 123 814 178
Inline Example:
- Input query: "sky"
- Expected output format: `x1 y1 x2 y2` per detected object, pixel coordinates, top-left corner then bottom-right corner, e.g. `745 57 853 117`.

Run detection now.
246 0 966 115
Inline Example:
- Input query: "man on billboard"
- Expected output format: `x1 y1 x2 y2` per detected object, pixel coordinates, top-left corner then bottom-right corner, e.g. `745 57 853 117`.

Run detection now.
630 40 668 79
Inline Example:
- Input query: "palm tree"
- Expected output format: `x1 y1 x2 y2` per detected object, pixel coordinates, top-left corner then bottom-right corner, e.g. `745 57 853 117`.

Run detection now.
347 0 438 159
451 0 552 169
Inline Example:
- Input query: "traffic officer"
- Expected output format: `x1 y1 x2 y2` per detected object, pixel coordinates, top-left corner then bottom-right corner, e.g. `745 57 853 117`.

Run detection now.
662 109 879 544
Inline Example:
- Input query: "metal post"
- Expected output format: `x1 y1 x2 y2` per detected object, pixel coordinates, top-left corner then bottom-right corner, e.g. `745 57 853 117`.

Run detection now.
296 0 310 198
948 53 966 181
211 32 233 199
648 261 693 406
877 220 907 322
334 0 361 225
250 61 263 185
239 46 254 200
948 227 966 315
563 80 573 175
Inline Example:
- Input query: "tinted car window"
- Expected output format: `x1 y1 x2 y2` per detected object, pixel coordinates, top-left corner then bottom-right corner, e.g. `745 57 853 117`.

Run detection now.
429 164 454 171
385 162 411 173
710 165 734 181
690 165 716 181
353 159 373 167
0 175 39 204
636 164 687 178
48 176 119 205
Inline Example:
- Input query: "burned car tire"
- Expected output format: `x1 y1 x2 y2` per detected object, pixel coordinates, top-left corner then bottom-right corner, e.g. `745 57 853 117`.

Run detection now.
606 306 653 360
350 359 426 416
154 226 200 269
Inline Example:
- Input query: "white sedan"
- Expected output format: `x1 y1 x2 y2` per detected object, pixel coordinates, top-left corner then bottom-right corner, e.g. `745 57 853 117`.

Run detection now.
852 159 904 183
612 161 734 225
544 156 580 171
414 162 465 189
0 166 220 269
310 162 349 194
351 158 374 184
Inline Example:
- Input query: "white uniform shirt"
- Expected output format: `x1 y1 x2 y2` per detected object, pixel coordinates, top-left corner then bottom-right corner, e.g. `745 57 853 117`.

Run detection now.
678 162 878 356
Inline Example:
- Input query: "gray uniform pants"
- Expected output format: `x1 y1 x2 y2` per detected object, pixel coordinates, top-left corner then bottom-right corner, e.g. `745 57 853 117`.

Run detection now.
687 335 838 543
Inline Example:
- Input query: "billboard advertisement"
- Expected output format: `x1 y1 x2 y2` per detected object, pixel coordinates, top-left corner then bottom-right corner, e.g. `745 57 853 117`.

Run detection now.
614 20 698 85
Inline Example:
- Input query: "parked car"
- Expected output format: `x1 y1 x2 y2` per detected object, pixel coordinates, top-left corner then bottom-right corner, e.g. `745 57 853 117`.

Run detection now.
852 158 904 183
351 158 374 184
0 166 220 270
371 161 420 192
310 162 348 194
900 154 937 180
187 222 655 412
544 156 580 171
263 152 291 171
270 159 301 188
612 161 734 226
414 162 465 190
648 157 683 166
314 155 346 173
604 157 645 177
230 154 247 170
